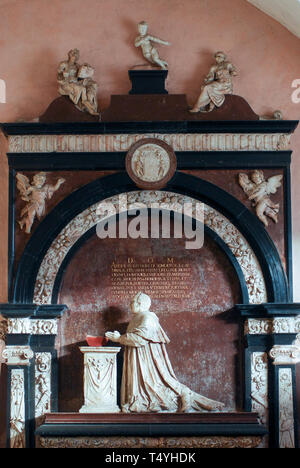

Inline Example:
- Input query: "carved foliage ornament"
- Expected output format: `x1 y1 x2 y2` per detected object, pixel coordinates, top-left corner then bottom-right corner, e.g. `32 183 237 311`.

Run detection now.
38 436 262 449
35 353 52 418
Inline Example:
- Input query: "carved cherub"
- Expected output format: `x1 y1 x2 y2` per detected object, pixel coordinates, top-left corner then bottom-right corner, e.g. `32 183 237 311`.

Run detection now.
16 172 65 234
134 21 171 69
238 170 282 228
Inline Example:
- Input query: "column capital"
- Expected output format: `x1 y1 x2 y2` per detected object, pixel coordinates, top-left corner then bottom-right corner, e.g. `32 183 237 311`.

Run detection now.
269 335 300 365
2 345 34 365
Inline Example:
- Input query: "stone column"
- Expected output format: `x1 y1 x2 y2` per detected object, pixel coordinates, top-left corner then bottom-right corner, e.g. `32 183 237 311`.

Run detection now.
269 335 300 448
80 347 121 413
0 303 67 448
2 345 33 448
235 303 300 448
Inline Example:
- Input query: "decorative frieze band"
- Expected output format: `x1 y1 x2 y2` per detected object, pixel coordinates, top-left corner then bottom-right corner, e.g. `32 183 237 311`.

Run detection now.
8 133 291 153
245 318 300 335
7 318 58 335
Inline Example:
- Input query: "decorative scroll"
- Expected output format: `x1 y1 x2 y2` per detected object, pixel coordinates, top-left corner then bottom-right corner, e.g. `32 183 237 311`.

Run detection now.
245 318 300 335
2 346 34 366
10 370 26 449
269 344 300 366
35 353 52 418
278 369 295 449
33 191 267 305
38 435 263 449
8 133 291 154
7 318 57 335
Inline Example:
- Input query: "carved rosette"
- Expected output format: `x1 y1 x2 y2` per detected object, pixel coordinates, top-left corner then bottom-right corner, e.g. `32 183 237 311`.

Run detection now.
10 370 26 449
35 353 52 418
33 191 267 305
38 435 263 449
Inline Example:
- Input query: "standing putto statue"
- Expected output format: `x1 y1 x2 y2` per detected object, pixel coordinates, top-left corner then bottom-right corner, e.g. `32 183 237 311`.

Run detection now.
57 48 99 116
190 51 237 113
106 292 224 413
16 172 65 234
238 170 283 228
134 21 171 69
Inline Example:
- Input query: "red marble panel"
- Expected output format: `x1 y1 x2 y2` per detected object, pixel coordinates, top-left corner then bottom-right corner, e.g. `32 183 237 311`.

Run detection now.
57 218 242 413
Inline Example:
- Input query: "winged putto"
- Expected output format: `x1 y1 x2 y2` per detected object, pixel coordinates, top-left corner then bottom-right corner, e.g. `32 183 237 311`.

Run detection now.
16 172 65 234
238 170 282 228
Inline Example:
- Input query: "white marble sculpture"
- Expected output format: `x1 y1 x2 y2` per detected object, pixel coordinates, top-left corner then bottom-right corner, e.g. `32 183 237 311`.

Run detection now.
105 292 224 413
80 347 120 413
238 170 282 227
16 172 65 234
57 49 99 116
134 21 171 69
190 51 237 113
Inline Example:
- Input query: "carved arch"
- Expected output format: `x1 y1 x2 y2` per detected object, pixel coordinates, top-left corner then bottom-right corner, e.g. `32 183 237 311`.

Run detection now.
12 172 289 304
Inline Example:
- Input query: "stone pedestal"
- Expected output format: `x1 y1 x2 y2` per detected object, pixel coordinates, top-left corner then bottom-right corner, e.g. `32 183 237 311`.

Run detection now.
79 347 120 413
128 69 168 94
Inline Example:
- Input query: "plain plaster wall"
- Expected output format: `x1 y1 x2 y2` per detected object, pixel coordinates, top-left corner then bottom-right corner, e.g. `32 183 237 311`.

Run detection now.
0 0 299 447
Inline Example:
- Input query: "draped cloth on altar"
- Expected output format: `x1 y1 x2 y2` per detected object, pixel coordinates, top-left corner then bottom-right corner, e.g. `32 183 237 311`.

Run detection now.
119 311 223 413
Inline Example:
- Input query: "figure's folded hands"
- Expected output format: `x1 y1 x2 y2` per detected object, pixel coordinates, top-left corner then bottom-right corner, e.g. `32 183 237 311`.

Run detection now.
105 331 121 342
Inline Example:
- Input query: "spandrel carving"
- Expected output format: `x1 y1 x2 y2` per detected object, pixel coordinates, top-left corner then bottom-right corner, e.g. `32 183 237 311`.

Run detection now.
238 170 282 228
16 172 65 234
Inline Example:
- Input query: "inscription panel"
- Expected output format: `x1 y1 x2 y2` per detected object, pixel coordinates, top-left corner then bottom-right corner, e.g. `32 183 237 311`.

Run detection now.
110 257 192 301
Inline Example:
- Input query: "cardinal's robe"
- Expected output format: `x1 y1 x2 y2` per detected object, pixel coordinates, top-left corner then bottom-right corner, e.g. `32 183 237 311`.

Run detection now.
118 311 223 413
